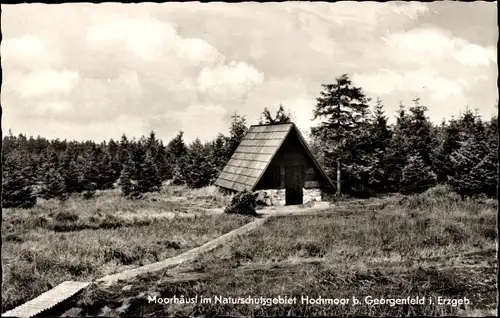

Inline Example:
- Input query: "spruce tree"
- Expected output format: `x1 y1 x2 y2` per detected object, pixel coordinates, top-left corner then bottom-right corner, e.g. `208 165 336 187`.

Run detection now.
311 74 371 197
59 145 85 193
167 131 188 185
432 117 461 183
259 104 293 125
41 167 67 200
2 151 37 208
119 155 138 198
38 145 68 200
386 102 412 192
137 148 162 193
226 114 248 158
125 139 145 182
449 133 497 198
39 146 60 180
367 98 392 193
146 131 169 182
406 97 435 166
371 98 392 149
118 134 130 168
156 141 170 181
80 146 100 198
97 150 117 190
183 139 219 188
108 138 122 180
211 133 229 171
401 153 437 195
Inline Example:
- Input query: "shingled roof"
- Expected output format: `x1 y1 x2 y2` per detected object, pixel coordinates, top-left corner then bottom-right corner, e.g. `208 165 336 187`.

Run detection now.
214 123 334 192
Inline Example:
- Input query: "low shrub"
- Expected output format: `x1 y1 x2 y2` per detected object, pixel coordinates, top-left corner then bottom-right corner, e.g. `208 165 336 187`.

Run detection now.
224 190 257 216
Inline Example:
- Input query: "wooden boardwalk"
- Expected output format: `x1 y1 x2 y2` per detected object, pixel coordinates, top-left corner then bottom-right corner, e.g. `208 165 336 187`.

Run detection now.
97 216 269 285
1 281 90 318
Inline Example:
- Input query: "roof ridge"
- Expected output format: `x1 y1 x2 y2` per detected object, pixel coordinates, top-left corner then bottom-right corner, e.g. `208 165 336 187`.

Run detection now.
248 123 294 128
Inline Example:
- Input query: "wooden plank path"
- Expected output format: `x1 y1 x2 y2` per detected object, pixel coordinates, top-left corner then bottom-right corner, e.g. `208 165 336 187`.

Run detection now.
1 281 90 318
97 216 269 286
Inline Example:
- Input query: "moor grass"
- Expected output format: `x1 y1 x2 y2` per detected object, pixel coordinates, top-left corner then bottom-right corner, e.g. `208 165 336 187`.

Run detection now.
1 186 249 312
62 185 498 317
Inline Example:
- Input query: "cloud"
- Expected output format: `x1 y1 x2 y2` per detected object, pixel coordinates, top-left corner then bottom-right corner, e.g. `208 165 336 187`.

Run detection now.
197 61 265 102
1 34 61 70
87 16 171 62
32 99 74 117
86 13 221 65
19 70 79 98
453 44 496 67
352 69 468 101
288 1 428 31
382 27 496 67
153 104 228 142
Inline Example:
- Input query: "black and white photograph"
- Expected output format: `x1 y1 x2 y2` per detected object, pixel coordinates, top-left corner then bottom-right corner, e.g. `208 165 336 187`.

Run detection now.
1 1 498 317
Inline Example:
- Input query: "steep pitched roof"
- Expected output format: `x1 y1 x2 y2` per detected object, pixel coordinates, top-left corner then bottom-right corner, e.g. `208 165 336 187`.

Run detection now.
214 123 334 192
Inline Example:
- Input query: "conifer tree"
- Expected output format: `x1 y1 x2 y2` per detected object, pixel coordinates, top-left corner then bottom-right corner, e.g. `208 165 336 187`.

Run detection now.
259 104 293 125
386 102 412 192
406 97 435 166
167 131 188 184
41 167 67 200
400 153 437 194
211 133 229 171
39 146 60 179
80 146 100 198
371 98 392 150
97 150 117 190
137 148 163 193
226 113 248 158
366 98 392 192
448 132 496 198
59 145 85 193
156 141 170 181
108 138 122 179
432 117 461 183
182 139 219 188
118 134 130 168
130 138 146 180
145 131 169 182
311 74 371 197
2 151 37 208
119 155 138 198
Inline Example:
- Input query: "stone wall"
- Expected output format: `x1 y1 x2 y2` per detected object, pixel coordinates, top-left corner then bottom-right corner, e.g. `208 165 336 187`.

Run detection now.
255 188 322 206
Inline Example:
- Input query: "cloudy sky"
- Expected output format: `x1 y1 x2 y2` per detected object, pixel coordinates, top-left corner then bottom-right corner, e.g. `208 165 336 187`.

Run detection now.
2 2 497 143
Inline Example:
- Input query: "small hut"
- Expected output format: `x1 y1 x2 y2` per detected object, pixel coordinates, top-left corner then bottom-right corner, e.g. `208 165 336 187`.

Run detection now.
214 123 334 205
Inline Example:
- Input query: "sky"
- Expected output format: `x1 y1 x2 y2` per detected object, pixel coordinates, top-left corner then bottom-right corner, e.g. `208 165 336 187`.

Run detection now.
1 2 498 143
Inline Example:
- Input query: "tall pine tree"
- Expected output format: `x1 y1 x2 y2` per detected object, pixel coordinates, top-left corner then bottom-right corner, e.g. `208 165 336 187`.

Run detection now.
311 74 371 197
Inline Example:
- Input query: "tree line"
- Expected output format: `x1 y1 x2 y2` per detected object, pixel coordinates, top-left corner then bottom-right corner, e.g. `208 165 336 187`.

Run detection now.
2 74 497 208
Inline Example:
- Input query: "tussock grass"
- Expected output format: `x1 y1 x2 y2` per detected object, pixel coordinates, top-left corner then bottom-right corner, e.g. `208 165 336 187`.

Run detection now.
1 186 249 313
159 185 231 209
62 186 497 317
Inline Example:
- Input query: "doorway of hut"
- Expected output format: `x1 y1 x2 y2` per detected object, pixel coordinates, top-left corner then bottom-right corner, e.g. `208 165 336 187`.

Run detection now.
285 165 304 205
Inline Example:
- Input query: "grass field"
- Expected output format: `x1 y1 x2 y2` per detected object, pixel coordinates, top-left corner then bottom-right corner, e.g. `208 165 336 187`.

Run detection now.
52 185 497 317
1 185 249 313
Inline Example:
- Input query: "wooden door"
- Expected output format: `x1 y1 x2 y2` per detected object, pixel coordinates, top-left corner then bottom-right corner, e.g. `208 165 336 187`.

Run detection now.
285 166 304 205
